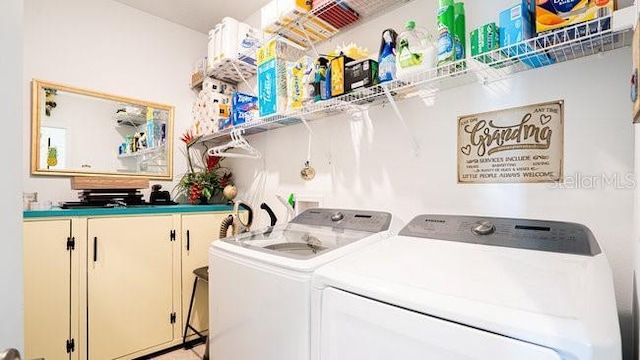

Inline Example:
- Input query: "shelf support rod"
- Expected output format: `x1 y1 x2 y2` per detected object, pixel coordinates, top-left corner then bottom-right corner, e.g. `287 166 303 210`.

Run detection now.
231 62 257 96
299 114 332 164
300 23 320 59
382 86 420 156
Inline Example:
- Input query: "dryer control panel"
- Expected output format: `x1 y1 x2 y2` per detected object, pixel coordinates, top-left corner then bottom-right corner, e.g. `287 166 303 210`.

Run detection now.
291 208 392 233
399 215 601 256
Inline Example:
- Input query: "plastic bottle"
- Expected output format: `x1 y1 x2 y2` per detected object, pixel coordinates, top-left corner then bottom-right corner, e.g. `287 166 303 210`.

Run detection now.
437 0 455 66
146 107 154 149
395 20 436 81
453 2 466 61
378 29 398 83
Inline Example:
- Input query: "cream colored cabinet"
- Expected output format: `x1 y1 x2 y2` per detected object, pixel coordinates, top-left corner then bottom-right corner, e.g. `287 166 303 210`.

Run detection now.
87 215 176 359
23 209 234 359
180 213 231 339
23 219 82 360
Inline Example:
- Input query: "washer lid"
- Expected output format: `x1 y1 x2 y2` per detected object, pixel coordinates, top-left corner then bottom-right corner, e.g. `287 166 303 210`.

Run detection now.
219 209 393 260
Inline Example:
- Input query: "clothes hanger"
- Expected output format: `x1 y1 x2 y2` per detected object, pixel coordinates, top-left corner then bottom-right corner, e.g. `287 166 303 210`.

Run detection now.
207 128 262 159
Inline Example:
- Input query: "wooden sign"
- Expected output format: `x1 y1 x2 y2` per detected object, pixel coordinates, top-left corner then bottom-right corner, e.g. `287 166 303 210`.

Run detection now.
458 101 564 184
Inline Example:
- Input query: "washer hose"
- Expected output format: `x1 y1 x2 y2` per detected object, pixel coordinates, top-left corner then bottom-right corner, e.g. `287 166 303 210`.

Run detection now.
219 214 234 239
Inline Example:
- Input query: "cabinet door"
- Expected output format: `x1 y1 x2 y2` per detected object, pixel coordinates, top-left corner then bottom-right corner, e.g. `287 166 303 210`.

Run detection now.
23 219 75 360
181 213 230 336
87 216 174 360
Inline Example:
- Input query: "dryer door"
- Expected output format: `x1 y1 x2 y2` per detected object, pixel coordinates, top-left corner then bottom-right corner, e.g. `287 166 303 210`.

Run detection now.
320 287 562 360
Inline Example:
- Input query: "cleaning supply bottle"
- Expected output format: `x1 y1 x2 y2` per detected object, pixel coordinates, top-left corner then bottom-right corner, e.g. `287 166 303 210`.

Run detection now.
437 0 455 66
395 20 436 81
378 29 398 83
453 2 466 61
146 107 154 149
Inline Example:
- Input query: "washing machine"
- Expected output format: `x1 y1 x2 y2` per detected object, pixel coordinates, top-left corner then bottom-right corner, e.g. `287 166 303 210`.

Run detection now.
209 208 394 360
310 214 622 360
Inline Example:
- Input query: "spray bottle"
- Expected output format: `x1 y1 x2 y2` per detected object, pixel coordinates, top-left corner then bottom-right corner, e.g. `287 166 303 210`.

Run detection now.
437 0 455 66
453 2 466 61
378 29 398 83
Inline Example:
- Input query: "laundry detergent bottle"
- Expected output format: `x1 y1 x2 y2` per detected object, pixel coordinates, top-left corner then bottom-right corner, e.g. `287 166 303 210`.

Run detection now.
378 28 398 83
396 20 436 81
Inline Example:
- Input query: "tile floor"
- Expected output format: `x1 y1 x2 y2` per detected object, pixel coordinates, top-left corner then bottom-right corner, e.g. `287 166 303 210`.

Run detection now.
149 343 205 360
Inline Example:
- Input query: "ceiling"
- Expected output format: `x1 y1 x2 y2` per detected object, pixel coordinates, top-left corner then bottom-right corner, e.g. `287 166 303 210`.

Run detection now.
113 0 636 35
112 0 268 34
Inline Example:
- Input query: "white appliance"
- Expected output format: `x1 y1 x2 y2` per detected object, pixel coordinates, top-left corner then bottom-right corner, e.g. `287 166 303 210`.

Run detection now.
311 214 622 360
209 208 394 360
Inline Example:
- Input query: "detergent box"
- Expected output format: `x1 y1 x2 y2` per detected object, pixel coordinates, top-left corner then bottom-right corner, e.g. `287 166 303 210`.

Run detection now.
500 2 555 69
535 0 614 39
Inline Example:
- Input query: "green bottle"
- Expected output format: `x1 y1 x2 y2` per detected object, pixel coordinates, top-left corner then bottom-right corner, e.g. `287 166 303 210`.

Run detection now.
454 2 466 61
437 0 455 66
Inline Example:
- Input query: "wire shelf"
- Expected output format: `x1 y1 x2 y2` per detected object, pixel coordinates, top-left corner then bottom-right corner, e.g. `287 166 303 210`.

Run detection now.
198 11 634 146
206 58 257 85
266 0 414 49
473 15 633 83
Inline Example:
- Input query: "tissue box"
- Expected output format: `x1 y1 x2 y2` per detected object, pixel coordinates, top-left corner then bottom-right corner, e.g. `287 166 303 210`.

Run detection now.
257 38 304 116
470 23 502 64
345 59 378 92
232 92 258 126
500 2 555 69
258 58 289 117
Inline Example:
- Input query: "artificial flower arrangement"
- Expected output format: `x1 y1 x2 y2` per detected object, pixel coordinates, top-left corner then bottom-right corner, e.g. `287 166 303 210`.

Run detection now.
174 130 233 204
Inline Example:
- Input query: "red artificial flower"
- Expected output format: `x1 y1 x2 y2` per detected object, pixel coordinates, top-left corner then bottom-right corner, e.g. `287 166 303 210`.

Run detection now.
181 130 198 146
206 155 221 172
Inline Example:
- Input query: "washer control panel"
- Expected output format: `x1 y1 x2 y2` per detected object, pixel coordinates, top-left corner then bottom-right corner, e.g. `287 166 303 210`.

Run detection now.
291 208 392 233
399 215 600 256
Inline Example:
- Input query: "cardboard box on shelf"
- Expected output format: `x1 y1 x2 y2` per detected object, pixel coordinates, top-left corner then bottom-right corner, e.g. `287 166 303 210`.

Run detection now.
500 1 555 69
470 23 502 64
535 0 614 39
232 92 258 126
329 54 355 97
257 38 305 117
287 56 315 110
345 59 378 92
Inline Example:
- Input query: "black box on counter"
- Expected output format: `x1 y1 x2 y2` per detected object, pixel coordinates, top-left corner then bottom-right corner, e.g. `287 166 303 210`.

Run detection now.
345 59 379 92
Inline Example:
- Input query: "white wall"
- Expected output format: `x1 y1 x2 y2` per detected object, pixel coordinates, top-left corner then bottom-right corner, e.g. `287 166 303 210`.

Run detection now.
233 0 636 358
23 0 207 204
0 0 23 352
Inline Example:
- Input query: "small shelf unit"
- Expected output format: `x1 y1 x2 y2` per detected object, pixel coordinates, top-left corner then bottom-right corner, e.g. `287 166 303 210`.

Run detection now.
198 6 635 146
118 145 165 159
204 0 416 85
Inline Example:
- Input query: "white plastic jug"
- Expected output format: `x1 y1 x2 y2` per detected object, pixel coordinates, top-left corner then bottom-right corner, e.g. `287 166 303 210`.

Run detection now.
396 20 436 81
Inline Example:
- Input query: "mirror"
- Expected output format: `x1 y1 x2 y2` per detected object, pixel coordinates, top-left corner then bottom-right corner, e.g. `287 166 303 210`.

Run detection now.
31 79 174 179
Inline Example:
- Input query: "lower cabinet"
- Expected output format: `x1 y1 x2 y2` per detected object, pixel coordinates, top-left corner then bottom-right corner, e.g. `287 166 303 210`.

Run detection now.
180 213 231 339
23 219 80 360
87 215 176 359
23 209 233 360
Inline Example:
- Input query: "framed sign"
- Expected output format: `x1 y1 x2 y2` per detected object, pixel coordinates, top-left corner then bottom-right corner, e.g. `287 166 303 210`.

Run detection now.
458 100 564 184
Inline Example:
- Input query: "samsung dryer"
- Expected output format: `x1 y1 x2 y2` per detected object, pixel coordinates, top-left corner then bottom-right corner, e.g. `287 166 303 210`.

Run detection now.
209 208 395 360
311 214 621 360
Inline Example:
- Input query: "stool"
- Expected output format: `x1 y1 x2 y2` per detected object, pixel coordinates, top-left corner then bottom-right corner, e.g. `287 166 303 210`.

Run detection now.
183 266 209 349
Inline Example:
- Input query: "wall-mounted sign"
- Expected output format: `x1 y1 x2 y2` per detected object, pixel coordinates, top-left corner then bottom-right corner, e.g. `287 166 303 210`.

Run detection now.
458 100 564 184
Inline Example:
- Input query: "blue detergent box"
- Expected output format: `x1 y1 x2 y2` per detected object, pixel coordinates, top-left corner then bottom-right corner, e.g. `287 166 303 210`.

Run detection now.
499 1 555 69
231 92 258 126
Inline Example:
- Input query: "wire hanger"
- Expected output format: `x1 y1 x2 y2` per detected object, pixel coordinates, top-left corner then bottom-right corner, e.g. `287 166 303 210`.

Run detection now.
207 128 262 159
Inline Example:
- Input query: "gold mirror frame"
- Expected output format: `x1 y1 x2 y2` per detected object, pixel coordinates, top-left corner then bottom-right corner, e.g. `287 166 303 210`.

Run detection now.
31 79 174 179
